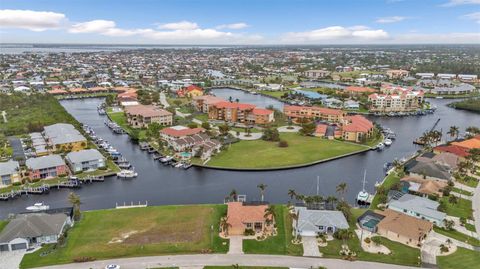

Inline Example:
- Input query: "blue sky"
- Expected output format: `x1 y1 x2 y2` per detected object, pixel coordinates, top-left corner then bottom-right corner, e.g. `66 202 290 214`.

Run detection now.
1 0 479 44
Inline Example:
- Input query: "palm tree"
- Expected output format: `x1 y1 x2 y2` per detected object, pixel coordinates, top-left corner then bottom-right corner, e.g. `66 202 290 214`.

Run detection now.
290 209 300 239
264 205 276 228
326 196 338 208
392 159 403 171
288 189 297 200
229 189 238 202
257 183 267 202
336 182 347 201
68 192 81 221
447 126 459 141
220 216 232 236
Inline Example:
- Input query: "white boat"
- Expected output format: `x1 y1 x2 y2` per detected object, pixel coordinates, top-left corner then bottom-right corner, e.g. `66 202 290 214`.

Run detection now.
160 156 173 163
26 202 50 211
384 139 393 146
376 143 385 151
116 170 138 178
356 170 372 205
174 162 184 168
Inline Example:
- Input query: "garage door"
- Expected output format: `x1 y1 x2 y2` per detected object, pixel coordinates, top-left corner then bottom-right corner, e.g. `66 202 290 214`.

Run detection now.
11 243 27 250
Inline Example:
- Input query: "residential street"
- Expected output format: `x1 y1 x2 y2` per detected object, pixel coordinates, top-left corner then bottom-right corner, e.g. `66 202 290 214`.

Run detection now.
34 254 420 269
473 179 480 239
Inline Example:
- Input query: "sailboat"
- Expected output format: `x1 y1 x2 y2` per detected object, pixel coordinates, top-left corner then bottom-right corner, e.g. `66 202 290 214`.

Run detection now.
356 170 372 206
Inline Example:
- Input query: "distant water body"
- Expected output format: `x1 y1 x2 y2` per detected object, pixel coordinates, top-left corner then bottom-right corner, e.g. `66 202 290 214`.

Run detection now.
0 44 235 54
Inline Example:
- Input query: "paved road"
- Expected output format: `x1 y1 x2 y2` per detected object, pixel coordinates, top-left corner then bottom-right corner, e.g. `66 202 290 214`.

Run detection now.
473 178 480 239
35 254 420 269
159 92 170 108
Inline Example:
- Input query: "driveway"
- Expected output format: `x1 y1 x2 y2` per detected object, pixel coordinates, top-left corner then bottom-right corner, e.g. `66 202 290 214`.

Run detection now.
0 250 26 269
472 175 480 239
228 236 244 254
34 254 419 269
159 92 170 108
421 234 441 265
302 236 321 257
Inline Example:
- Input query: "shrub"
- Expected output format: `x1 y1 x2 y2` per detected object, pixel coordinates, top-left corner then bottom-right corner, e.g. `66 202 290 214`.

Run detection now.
73 256 96 263
243 228 255 236
371 236 382 246
364 237 371 244
12 182 21 186
278 140 289 147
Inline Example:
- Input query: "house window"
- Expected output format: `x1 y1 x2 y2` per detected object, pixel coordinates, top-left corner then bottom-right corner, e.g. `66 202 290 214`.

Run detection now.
319 226 324 230
403 209 407 213
246 223 252 228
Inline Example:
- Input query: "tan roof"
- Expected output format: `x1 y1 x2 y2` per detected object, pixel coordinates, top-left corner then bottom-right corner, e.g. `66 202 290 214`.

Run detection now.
377 209 432 240
401 176 447 195
227 202 268 230
125 105 172 117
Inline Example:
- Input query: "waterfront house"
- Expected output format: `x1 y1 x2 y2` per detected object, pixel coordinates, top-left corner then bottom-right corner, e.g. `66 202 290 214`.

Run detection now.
177 85 204 98
43 123 87 152
452 136 480 150
376 209 432 247
343 100 360 110
293 207 349 237
0 160 21 187
65 149 106 173
430 83 475 95
160 126 205 141
25 155 67 180
400 176 447 198
344 86 377 95
125 105 173 128
0 213 71 252
387 193 446 227
386 69 409 79
433 145 470 161
226 202 271 236
405 157 453 181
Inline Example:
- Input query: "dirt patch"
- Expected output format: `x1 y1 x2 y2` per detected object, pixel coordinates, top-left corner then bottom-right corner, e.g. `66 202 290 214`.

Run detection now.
108 230 139 244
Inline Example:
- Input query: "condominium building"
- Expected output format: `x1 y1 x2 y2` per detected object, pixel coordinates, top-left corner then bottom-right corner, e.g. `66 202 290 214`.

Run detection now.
124 105 173 128
302 70 331 79
208 101 274 125
368 86 424 112
283 105 346 123
43 123 87 152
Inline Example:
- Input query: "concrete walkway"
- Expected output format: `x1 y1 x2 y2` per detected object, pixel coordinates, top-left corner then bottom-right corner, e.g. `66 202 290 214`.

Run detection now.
1 111 6 123
450 191 472 201
0 249 26 269
277 125 301 133
302 236 322 257
430 230 475 250
446 216 478 238
228 236 244 254
454 182 476 193
34 254 420 269
159 92 170 108
473 178 480 239
229 131 262 140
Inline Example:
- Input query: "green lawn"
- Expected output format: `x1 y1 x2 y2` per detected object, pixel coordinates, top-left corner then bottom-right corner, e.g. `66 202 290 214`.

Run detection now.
260 90 290 99
0 220 9 233
433 227 480 247
0 177 71 194
465 223 476 232
452 187 473 196
370 172 401 210
202 133 368 169
319 236 421 267
20 205 229 269
437 247 480 269
456 176 479 188
204 267 288 269
440 197 473 219
107 110 146 140
243 205 303 256
193 113 209 122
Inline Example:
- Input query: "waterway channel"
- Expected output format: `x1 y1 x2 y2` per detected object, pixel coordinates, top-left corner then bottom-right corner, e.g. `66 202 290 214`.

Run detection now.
1 91 479 218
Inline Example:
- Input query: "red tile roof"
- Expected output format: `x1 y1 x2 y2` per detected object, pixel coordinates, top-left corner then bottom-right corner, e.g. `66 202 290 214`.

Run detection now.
227 202 268 231
342 115 373 133
125 105 172 117
452 137 480 149
284 105 344 115
345 86 377 93
252 108 274 116
434 145 470 158
160 127 205 137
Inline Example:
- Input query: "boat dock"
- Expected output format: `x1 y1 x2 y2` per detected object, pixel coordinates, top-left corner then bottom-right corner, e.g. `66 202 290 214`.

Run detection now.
115 201 148 209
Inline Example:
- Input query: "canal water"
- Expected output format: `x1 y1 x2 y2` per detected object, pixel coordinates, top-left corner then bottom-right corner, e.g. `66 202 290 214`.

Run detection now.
210 88 284 110
1 91 479 218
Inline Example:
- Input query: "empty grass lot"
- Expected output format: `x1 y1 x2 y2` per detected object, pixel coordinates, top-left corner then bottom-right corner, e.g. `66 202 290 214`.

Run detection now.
437 247 480 269
20 205 229 268
440 196 473 219
243 205 303 256
204 133 368 169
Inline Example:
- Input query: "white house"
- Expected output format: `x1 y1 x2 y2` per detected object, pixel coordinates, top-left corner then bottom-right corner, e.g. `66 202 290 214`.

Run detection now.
65 149 106 173
293 207 349 237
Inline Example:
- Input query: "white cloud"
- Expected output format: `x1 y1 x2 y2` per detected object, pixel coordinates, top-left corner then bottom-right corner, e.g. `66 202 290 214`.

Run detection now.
391 32 480 43
376 16 407 23
0 9 66 31
281 26 389 44
216 22 249 30
157 21 198 30
69 20 116 34
462 12 480 23
440 0 480 7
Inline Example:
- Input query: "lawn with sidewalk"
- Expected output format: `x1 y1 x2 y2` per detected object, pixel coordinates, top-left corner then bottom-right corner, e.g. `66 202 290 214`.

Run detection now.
20 205 229 268
440 196 473 219
243 205 303 256
204 267 288 269
201 133 369 169
433 227 480 247
437 247 480 269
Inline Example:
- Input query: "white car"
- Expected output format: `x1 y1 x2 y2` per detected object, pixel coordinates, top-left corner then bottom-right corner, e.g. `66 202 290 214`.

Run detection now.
105 265 120 269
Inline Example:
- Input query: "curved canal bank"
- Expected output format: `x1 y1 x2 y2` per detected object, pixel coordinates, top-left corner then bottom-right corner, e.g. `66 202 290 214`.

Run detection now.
1 96 479 219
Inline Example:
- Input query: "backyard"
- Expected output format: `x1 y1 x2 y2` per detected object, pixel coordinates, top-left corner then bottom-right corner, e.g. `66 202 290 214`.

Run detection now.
243 205 303 255
199 133 369 169
20 205 229 268
107 109 147 140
